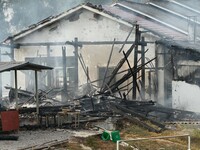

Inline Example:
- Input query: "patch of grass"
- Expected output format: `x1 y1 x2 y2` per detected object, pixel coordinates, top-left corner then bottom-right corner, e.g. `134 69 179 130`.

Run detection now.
192 129 200 138
120 123 198 150
191 129 200 149
55 123 200 150
53 139 83 150
84 135 131 150
123 124 153 137
85 136 99 149
64 142 83 150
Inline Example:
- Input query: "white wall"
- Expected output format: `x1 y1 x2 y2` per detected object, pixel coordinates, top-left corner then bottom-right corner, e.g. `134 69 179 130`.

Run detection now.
172 81 200 113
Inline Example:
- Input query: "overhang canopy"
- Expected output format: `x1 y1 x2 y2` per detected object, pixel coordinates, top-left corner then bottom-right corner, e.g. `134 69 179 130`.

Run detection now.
0 61 53 73
0 61 53 123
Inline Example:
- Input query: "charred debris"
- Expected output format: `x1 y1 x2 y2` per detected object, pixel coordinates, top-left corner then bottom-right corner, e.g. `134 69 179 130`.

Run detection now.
1 25 200 134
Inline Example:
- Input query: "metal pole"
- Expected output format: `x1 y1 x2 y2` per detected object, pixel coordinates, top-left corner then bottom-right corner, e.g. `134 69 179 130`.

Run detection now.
117 134 190 150
188 135 191 150
116 141 119 150
15 70 18 110
11 40 15 90
35 70 39 124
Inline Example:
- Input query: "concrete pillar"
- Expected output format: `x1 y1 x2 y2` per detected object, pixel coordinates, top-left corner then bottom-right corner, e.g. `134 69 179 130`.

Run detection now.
156 44 165 105
74 37 79 89
47 45 52 87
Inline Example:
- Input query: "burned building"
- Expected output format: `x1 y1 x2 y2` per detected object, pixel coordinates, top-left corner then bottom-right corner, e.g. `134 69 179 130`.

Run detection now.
1 0 200 112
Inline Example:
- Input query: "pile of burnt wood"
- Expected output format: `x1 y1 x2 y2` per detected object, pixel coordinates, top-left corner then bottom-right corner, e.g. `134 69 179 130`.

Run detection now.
3 25 200 132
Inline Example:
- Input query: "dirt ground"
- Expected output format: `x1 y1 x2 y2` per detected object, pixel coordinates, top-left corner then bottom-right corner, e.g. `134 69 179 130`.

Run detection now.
1 120 200 150
0 129 100 150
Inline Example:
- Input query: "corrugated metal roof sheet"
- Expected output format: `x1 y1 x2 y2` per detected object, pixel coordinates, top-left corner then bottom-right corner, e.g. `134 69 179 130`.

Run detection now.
117 1 188 32
0 61 53 73
151 0 200 17
172 0 200 14
103 5 188 40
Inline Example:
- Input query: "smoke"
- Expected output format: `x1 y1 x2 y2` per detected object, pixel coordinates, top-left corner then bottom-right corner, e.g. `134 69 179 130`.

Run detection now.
0 0 113 42
2 1 14 22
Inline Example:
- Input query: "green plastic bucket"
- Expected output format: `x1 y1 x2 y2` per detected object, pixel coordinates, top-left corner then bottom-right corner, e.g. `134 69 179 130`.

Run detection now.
101 131 110 141
111 130 121 143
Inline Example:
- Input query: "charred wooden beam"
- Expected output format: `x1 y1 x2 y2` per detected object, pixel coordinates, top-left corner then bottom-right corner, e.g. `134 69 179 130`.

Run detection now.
142 105 200 121
90 68 130 84
123 50 142 99
112 75 142 93
0 49 2 98
100 39 115 92
132 24 140 99
102 43 136 92
107 57 156 94
119 26 134 53
141 37 146 99
112 102 165 129
0 135 18 141
78 54 90 82
111 103 163 133
18 105 71 114
14 41 150 48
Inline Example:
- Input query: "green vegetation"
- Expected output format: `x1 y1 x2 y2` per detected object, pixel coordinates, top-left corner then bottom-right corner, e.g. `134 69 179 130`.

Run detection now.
55 121 200 150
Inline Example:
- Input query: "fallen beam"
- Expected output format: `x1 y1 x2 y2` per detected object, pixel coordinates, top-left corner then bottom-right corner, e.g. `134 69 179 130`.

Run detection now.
111 102 165 129
0 135 18 141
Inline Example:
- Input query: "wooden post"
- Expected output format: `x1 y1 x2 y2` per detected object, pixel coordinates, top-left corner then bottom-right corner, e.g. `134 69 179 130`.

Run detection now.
101 38 115 91
141 37 145 99
35 70 39 124
148 71 152 99
87 67 89 84
132 24 140 100
155 44 158 102
14 70 18 110
0 49 2 98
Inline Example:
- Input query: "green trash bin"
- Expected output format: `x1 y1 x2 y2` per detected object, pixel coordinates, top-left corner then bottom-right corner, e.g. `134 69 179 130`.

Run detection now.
111 130 121 143
101 131 110 141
